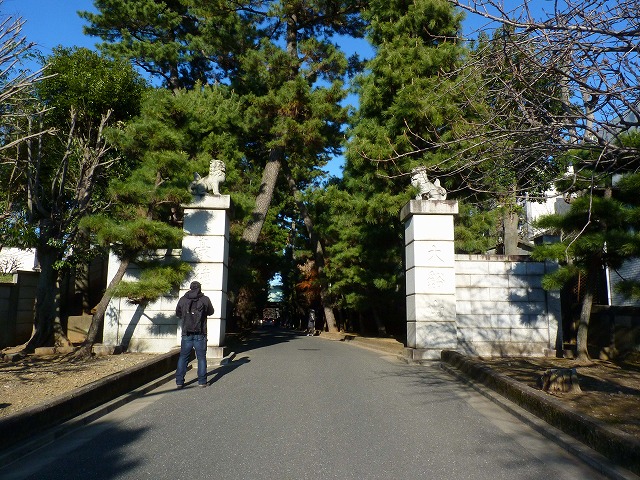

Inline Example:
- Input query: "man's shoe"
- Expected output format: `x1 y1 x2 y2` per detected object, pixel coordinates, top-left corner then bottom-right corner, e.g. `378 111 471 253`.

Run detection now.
176 384 184 390
198 383 207 388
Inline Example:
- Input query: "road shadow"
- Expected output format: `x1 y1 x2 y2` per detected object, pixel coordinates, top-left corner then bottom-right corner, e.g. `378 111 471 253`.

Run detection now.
1 424 149 479
227 326 304 354
208 356 251 385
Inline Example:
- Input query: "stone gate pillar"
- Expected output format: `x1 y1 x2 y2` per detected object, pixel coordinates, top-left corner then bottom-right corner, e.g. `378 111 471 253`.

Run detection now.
401 200 458 361
181 195 230 359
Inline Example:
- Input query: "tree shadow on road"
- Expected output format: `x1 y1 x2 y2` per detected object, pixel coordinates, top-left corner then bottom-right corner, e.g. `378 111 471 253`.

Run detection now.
1 424 149 480
226 326 304 354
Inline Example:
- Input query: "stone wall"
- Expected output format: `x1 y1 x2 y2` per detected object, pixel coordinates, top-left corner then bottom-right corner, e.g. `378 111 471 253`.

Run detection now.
0 271 38 348
402 200 458 361
403 200 562 360
103 250 182 353
455 255 561 357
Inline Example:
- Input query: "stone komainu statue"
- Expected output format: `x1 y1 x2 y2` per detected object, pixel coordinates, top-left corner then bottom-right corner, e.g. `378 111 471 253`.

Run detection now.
189 159 226 196
410 166 447 200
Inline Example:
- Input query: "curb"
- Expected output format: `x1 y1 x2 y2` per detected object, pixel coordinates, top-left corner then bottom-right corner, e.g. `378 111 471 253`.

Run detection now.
440 350 640 478
0 349 182 453
0 371 177 469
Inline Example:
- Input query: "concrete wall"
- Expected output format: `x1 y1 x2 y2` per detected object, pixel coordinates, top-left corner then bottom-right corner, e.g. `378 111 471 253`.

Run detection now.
589 306 640 356
0 271 38 348
608 259 640 307
455 255 562 357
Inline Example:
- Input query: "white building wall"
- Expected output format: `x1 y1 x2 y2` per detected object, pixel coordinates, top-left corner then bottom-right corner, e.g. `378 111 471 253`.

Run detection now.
103 251 182 353
0 248 37 272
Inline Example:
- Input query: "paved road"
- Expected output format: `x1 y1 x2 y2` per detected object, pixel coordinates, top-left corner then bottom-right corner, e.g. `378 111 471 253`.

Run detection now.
3 328 607 480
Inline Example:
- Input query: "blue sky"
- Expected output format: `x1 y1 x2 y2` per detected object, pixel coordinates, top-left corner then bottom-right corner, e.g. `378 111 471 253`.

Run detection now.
4 0 97 55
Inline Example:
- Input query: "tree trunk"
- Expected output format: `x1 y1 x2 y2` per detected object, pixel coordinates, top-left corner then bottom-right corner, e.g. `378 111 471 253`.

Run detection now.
22 244 71 353
234 150 283 326
539 368 582 393
75 258 130 358
75 228 92 314
321 300 337 333
52 271 72 349
503 209 519 256
357 312 365 335
283 171 338 333
241 149 282 245
576 263 598 364
336 307 344 332
75 262 91 314
23 249 55 352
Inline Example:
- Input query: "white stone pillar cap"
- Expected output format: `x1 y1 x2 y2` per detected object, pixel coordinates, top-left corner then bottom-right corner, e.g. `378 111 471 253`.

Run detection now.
400 200 458 222
183 194 231 210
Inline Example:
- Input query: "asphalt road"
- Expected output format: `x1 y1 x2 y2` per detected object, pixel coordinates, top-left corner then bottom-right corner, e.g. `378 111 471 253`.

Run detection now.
2 328 607 480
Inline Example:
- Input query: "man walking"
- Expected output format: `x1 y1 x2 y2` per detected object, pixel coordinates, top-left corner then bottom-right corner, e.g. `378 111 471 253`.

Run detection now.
307 309 316 336
175 281 214 389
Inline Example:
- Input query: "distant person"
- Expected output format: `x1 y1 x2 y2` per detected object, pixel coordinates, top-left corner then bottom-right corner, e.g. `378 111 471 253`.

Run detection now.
307 309 316 336
175 281 214 389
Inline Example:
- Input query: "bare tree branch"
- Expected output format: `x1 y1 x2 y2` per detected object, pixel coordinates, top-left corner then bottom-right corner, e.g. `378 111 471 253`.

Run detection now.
370 1 640 199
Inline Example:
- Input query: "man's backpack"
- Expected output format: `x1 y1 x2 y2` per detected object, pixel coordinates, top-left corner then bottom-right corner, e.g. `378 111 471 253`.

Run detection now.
183 298 205 334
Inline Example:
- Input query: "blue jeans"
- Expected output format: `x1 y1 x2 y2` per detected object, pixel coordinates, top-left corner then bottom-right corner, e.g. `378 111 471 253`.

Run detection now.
176 334 207 386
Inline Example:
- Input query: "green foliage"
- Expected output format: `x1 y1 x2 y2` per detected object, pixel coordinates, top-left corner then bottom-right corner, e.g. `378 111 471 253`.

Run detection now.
112 259 192 303
1 47 145 267
38 47 146 127
614 279 640 300
82 0 370 323
0 212 38 249
537 263 580 291
108 85 255 234
81 0 236 89
352 0 464 166
532 172 640 298
309 179 408 333
81 215 184 256
454 201 501 254
324 0 465 331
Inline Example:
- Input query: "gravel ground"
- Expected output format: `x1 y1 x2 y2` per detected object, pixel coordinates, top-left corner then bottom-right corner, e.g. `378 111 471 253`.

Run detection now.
0 352 158 417
479 353 640 438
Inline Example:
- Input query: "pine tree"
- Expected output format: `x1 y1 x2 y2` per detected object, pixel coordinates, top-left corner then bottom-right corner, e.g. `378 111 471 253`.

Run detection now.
81 0 246 90
338 0 465 334
532 171 640 363
224 1 366 328
83 0 367 329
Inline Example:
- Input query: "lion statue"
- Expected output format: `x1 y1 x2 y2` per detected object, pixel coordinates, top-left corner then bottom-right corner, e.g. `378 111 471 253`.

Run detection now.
189 158 226 196
410 166 447 200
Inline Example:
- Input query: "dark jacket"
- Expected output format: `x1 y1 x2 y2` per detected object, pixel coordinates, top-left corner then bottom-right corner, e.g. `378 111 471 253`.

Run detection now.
176 285 214 335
